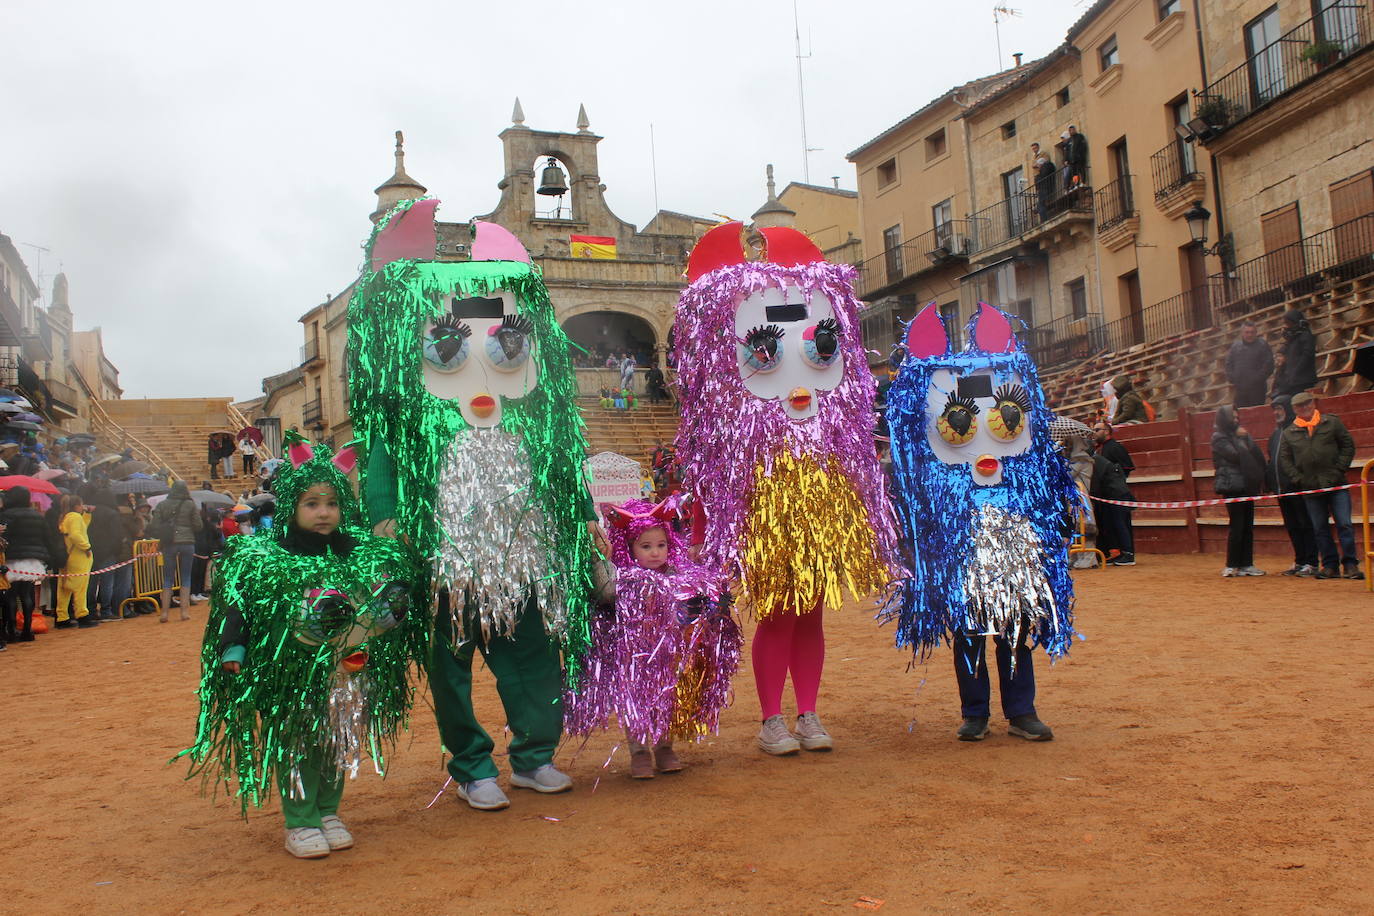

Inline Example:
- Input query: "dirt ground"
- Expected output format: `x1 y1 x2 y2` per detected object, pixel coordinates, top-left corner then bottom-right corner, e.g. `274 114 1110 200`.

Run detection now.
4 553 1373 915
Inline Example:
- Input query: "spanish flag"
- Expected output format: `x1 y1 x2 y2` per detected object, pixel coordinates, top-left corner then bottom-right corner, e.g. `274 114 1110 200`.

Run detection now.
570 235 617 259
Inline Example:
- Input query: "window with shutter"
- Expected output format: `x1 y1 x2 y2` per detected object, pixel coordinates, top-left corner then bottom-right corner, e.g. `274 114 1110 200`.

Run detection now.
1329 170 1374 263
1261 202 1304 286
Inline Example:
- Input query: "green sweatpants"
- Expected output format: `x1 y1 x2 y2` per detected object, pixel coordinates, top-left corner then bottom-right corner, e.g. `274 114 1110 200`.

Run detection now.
430 591 564 783
277 752 345 829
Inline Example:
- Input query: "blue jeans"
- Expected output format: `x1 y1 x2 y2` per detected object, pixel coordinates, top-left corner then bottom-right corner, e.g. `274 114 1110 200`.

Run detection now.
161 543 195 590
1304 489 1356 570
953 631 1037 720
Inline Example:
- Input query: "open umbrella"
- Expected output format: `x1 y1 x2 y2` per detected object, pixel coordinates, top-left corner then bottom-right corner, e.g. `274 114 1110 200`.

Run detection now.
90 453 122 469
0 403 24 414
0 474 60 495
36 468 67 481
68 433 96 443
109 476 170 496
7 421 41 432
236 426 264 445
189 489 235 508
246 493 276 507
12 412 43 424
112 460 149 479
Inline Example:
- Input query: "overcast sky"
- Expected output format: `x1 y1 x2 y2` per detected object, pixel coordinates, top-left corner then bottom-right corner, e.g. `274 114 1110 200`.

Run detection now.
3 0 1087 402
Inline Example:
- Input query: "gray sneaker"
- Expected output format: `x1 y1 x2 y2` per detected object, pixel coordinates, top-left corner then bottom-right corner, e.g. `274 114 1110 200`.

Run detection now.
318 814 354 850
1295 564 1317 577
794 712 834 751
510 764 573 794
756 714 801 755
456 777 511 810
1239 566 1266 576
284 826 331 859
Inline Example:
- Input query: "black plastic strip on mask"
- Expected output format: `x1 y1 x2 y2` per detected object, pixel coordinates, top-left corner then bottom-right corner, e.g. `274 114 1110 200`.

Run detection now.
764 303 808 323
451 296 505 319
957 374 994 400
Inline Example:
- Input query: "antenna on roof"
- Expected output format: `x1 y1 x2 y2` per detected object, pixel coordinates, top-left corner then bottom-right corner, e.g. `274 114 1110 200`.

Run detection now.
993 5 1023 71
794 0 821 183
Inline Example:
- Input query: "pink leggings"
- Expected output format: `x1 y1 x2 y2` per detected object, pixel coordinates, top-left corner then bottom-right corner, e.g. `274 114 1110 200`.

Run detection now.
751 606 824 720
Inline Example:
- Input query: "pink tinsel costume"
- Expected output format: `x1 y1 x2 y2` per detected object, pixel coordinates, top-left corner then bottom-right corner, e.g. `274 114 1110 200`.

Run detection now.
562 499 742 745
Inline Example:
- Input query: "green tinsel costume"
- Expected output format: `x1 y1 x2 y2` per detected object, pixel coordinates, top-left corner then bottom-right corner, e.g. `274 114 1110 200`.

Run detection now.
178 434 426 818
348 200 596 785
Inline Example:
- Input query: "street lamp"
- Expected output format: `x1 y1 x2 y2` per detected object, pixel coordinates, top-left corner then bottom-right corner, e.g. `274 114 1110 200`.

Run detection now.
1183 200 1227 256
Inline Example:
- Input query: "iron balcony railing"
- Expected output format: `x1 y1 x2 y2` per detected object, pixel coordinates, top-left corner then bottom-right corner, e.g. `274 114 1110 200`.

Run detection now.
302 396 324 429
1149 138 1201 200
300 337 322 366
1094 175 1137 231
965 185 1094 256
855 219 976 297
1194 2 1370 134
1093 282 1221 356
1218 212 1374 310
1023 312 1107 369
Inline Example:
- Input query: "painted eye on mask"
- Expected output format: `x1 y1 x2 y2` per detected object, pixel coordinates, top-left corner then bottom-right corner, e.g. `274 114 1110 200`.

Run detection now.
741 324 785 373
987 383 1031 441
423 317 472 372
936 392 979 446
485 314 534 372
801 318 841 368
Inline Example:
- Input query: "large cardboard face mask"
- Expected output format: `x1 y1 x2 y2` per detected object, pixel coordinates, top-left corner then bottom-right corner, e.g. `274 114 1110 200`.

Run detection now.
420 289 540 427
923 367 1034 487
732 284 844 421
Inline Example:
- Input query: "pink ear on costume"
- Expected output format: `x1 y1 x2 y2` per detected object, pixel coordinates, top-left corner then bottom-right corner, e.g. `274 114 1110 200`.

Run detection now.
370 199 440 272
604 506 635 529
759 227 825 267
904 302 950 358
685 221 747 283
472 220 532 263
973 302 1016 353
331 447 358 475
648 499 674 523
287 441 315 468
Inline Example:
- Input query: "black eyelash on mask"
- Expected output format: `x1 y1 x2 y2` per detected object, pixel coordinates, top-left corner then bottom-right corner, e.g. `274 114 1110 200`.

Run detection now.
430 315 472 339
942 392 980 415
744 324 786 348
815 317 840 337
995 383 1031 411
499 314 534 335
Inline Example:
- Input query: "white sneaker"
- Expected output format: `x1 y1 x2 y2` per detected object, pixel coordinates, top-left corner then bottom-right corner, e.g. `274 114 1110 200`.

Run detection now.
319 815 354 850
1240 566 1267 576
284 827 330 859
510 764 573 794
794 712 834 751
1221 567 1238 577
457 777 511 810
756 715 801 755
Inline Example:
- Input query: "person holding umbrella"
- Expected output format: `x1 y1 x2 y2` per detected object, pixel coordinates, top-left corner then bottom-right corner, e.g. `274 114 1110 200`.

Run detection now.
0 486 50 643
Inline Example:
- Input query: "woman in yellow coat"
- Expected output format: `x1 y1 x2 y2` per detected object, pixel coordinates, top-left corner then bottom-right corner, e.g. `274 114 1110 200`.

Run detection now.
56 494 94 628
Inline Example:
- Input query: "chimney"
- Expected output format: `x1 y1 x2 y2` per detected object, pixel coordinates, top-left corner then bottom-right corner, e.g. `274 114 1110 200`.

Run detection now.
831 176 840 189
1013 52 1023 67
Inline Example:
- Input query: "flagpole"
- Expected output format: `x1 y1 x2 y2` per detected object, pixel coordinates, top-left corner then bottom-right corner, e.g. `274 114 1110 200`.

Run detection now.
650 123 660 215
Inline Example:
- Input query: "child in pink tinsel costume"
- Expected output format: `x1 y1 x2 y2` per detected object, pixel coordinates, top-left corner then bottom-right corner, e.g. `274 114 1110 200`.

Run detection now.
564 498 742 779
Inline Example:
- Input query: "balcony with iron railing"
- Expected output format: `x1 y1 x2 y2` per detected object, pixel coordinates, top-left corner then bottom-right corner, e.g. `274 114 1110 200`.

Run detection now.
854 220 976 298
964 184 1094 259
302 396 324 430
1149 138 1202 203
1193 2 1370 138
300 337 323 367
1094 175 1137 232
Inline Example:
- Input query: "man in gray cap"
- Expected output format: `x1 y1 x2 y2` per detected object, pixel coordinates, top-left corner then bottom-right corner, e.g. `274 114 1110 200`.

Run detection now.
1278 393 1361 579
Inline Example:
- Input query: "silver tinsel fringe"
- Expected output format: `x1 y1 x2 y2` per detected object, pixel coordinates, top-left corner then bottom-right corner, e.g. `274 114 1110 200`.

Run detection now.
960 505 1062 666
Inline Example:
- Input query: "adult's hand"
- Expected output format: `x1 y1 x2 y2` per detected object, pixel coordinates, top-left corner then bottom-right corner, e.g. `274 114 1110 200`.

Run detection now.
373 518 398 539
221 661 240 674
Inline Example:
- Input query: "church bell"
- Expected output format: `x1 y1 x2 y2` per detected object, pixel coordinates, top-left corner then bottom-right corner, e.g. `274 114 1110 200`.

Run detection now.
537 157 569 197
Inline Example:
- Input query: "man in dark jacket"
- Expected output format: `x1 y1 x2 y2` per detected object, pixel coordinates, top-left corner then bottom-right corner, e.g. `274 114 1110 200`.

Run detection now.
1278 392 1360 578
0 486 51 642
1272 309 1317 398
1063 125 1088 187
1225 321 1275 408
1266 396 1317 576
1091 421 1136 566
83 486 132 620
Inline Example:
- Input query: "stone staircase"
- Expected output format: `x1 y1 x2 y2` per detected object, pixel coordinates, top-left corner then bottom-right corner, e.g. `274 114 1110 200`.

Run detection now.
1043 271 1374 421
93 398 264 497
577 398 680 466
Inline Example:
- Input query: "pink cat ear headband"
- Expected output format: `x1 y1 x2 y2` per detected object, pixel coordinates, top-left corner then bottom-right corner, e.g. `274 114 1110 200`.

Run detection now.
603 498 675 530
287 440 358 475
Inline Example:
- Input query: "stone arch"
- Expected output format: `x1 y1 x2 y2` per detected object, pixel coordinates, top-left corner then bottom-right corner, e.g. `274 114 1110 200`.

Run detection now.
561 307 661 370
531 150 577 221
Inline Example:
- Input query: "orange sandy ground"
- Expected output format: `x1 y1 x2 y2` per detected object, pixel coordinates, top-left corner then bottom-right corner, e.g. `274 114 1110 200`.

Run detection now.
3 553 1373 915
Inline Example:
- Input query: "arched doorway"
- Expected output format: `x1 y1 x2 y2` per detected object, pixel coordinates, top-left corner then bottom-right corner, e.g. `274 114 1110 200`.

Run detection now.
563 311 658 369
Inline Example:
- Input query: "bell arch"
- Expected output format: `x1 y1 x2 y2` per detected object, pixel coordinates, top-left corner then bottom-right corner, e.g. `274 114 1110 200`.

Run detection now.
531 152 575 221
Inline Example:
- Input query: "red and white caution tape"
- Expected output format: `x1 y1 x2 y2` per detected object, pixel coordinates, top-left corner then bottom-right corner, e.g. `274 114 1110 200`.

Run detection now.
1091 482 1356 510
14 556 140 580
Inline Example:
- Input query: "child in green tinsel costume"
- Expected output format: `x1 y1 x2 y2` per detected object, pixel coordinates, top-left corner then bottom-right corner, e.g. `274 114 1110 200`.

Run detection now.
178 433 425 859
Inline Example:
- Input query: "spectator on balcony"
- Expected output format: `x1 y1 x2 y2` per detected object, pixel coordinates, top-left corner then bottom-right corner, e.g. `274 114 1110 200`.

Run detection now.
1063 125 1088 189
1266 395 1317 577
1211 406 1267 578
1109 374 1150 425
1272 309 1318 398
1278 392 1361 579
1224 320 1275 408
1030 142 1056 220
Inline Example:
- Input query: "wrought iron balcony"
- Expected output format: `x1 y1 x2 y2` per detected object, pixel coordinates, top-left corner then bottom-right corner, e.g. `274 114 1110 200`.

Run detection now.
1194 2 1370 136
965 185 1094 257
1094 175 1137 231
300 337 323 367
854 220 976 298
302 396 325 430
1149 139 1201 200
1218 212 1374 310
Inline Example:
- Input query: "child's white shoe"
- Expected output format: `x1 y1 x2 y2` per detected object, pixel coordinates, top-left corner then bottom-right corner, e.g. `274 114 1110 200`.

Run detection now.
319 815 354 850
284 826 331 859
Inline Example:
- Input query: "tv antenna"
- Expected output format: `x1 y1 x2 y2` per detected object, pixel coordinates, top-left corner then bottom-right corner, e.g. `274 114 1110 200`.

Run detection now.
993 5 1022 70
20 243 51 304
794 1 822 183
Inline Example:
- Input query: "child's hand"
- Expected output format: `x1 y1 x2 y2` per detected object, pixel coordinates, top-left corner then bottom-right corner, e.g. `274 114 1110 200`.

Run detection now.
221 661 240 674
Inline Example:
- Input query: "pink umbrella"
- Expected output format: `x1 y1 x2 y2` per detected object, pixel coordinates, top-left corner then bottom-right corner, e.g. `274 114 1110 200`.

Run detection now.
31 492 52 511
37 468 67 481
